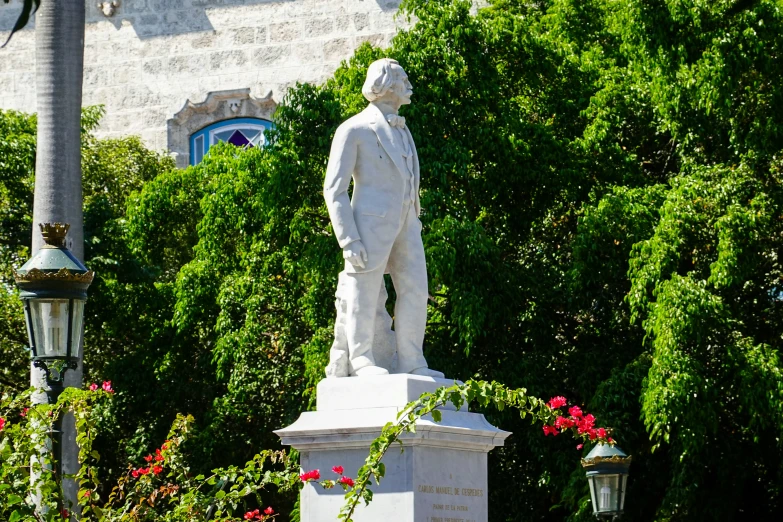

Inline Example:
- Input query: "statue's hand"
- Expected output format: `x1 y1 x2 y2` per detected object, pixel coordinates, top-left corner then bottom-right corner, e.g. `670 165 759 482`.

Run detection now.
343 241 368 269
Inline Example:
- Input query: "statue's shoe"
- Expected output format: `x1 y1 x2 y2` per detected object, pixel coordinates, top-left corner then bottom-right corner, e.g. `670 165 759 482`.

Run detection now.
409 367 445 379
353 365 390 376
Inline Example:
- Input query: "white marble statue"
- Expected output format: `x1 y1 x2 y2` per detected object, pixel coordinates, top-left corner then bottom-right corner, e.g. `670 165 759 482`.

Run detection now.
323 58 443 378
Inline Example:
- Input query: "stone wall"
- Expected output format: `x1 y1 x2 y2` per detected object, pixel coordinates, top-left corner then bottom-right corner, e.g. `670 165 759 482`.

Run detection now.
0 0 406 155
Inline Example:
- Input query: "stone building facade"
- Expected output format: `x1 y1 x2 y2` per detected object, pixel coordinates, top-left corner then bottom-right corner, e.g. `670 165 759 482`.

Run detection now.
0 0 407 167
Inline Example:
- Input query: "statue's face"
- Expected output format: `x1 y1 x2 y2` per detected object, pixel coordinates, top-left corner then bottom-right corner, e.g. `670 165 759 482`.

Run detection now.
390 65 413 105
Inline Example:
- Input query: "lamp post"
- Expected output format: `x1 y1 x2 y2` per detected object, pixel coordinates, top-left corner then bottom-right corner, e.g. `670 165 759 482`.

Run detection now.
14 222 93 508
582 443 631 519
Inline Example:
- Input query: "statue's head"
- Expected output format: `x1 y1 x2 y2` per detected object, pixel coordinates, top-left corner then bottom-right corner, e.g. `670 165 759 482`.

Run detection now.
362 58 413 106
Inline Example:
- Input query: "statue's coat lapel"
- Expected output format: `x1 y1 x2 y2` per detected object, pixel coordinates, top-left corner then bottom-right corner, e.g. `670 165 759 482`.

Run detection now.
366 104 408 180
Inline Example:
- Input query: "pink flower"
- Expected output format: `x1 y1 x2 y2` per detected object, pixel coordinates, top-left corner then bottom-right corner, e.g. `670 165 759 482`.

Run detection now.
264 507 274 515
576 444 583 450
102 381 114 394
0 417 5 431
152 465 163 475
332 465 344 475
20 407 29 417
588 429 598 440
542 425 559 436
608 437 614 444
244 511 257 521
547 396 567 409
89 383 98 392
597 428 607 439
339 476 355 487
568 406 583 418
300 469 321 482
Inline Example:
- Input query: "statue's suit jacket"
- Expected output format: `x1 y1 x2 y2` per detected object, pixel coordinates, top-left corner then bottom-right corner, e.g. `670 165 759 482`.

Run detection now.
323 103 421 274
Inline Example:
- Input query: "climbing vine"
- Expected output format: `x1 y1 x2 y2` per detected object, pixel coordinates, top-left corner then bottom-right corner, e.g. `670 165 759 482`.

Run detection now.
335 380 614 521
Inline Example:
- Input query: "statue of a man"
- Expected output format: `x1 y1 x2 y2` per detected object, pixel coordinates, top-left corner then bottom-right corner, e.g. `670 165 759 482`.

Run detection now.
323 58 443 378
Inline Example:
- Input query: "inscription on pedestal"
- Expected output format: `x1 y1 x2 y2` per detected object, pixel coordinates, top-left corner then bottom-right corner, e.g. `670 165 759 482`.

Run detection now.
417 482 484 522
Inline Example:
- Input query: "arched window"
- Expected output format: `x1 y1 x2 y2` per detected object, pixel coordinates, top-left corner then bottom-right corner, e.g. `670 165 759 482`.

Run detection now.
189 118 275 165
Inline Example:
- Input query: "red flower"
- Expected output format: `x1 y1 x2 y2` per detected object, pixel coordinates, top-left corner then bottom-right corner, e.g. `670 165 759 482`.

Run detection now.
264 507 274 515
542 425 559 436
89 383 98 392
152 465 163 475
597 428 607 439
131 469 140 478
332 465 344 475
608 437 614 444
339 476 355 487
547 396 567 409
568 406 583 418
155 454 164 462
61 509 69 519
577 414 596 434
244 511 257 520
161 442 169 450
0 417 6 431
576 444 584 450
82 490 91 499
144 454 153 462
588 428 598 440
20 407 29 417
139 467 150 475
555 416 575 429
299 469 321 482
102 381 114 394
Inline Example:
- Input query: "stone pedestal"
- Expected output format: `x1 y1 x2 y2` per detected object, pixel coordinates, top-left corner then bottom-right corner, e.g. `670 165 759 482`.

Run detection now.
275 375 510 522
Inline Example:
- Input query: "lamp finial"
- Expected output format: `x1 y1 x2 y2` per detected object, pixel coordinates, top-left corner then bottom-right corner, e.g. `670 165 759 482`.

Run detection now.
39 223 70 248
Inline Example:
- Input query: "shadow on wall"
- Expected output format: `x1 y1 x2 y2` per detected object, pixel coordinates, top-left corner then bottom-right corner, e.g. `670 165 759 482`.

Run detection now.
0 0 402 39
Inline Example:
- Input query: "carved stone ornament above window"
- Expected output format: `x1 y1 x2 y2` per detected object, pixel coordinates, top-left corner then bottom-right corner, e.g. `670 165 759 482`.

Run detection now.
97 1 121 17
167 89 277 169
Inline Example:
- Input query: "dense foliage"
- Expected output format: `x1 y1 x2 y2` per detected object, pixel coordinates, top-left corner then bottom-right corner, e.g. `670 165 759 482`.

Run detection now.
2 0 783 520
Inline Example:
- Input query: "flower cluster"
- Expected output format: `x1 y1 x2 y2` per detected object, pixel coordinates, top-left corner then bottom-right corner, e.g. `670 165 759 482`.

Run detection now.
299 469 321 482
131 441 169 478
88 381 114 394
0 417 5 431
244 507 274 520
300 466 356 491
543 396 614 449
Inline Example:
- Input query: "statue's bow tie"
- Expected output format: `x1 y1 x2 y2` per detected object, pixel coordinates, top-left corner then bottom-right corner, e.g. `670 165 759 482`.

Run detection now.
386 114 406 128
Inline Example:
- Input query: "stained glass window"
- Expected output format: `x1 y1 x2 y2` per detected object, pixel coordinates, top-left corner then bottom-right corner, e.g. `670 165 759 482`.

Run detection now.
189 118 274 165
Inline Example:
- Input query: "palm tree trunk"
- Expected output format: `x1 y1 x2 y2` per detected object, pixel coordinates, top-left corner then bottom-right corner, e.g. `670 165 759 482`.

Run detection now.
32 0 84 258
31 0 86 516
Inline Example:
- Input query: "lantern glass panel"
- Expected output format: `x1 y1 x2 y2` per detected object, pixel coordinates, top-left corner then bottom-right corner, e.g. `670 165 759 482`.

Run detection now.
70 300 85 359
587 475 598 513
620 474 628 511
30 299 69 357
29 299 83 359
594 474 620 513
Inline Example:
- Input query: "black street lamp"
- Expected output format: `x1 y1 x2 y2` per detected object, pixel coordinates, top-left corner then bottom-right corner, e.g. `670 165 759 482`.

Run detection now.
582 443 631 519
14 223 94 403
